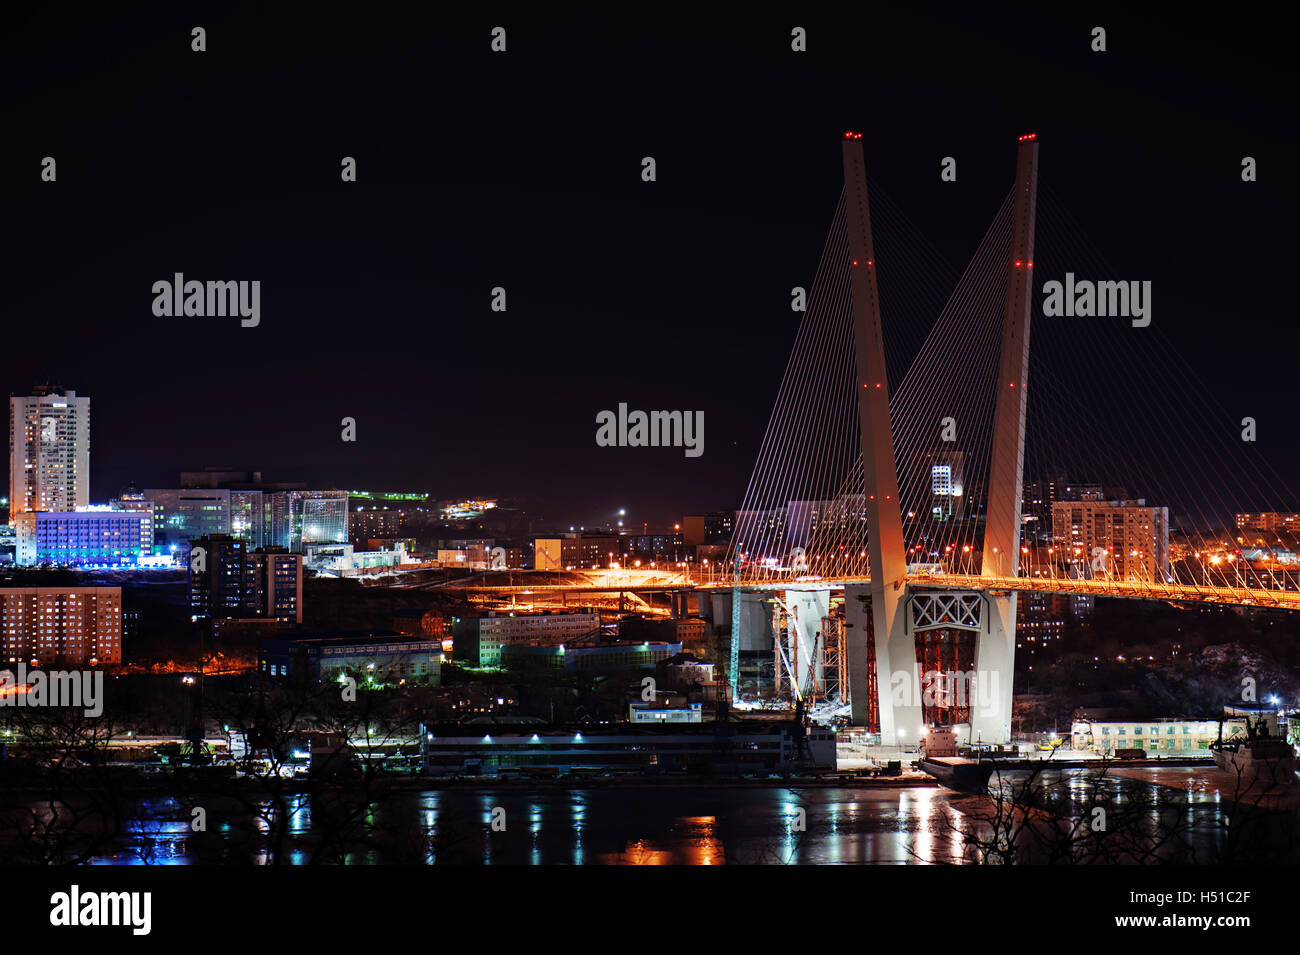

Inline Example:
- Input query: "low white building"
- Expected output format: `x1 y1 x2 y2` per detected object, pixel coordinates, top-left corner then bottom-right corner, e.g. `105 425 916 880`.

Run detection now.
1071 717 1245 754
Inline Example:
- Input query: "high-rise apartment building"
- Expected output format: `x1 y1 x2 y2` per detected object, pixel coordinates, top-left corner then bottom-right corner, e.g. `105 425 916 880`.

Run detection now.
9 387 90 517
1052 498 1170 582
188 534 303 624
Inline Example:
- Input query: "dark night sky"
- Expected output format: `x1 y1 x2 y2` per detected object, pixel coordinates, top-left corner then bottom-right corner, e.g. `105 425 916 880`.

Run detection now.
5 6 1296 528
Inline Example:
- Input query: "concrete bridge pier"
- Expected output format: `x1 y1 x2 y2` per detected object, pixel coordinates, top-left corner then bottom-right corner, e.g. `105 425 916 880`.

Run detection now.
972 592 1016 744
845 583 919 746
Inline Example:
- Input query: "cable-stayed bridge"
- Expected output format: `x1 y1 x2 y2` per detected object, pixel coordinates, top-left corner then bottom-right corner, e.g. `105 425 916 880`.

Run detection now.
710 131 1298 743
444 132 1297 744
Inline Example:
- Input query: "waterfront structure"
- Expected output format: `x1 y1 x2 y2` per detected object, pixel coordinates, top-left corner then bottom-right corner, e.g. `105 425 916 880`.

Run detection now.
1071 717 1246 754
9 387 90 517
418 719 836 775
629 700 703 723
0 586 122 666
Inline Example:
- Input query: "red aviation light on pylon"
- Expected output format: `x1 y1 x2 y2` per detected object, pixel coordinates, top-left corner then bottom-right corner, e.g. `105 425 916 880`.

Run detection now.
843 131 863 140
1017 133 1037 141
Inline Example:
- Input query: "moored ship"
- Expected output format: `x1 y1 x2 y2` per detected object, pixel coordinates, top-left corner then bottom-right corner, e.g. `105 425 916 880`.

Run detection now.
1210 718 1297 790
917 726 994 793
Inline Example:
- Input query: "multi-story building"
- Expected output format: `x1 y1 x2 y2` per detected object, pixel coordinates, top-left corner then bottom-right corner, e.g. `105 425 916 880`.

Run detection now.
730 507 789 558
1236 512 1300 537
229 489 264 545
9 387 90 517
626 533 684 559
189 534 303 625
259 631 441 686
618 615 709 648
453 611 602 666
784 500 836 548
14 507 153 567
0 587 122 666
147 486 346 554
1071 718 1243 755
1016 591 1068 657
349 507 401 544
144 488 232 553
271 490 348 551
681 512 734 547
911 451 965 522
111 490 155 526
534 534 623 570
1052 498 1170 582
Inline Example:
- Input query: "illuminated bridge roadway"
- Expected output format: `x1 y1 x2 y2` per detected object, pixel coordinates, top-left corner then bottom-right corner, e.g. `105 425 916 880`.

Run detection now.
437 567 1300 612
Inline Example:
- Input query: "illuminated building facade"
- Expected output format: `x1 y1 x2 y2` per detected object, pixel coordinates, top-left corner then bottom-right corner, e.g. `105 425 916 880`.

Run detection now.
14 508 153 567
144 488 231 553
1052 498 1170 581
349 507 401 543
454 611 602 666
9 387 90 517
534 534 622 570
0 586 122 666
270 490 348 551
1071 718 1243 754
1236 512 1300 536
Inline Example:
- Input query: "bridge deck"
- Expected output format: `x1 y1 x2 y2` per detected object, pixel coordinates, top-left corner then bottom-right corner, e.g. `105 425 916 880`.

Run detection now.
436 569 1300 611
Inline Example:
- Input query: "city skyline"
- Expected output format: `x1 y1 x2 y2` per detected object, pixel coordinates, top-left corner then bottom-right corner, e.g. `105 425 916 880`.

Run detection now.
3 6 1300 899
7 9 1297 527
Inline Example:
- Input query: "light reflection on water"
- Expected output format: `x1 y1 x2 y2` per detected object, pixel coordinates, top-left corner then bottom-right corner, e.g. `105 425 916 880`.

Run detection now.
68 767 1298 865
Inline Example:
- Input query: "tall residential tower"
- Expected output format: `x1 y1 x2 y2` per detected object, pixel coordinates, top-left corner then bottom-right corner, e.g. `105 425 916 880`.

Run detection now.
9 386 90 517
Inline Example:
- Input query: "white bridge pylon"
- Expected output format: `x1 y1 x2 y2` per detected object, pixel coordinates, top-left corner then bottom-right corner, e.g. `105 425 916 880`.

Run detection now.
839 132 1038 745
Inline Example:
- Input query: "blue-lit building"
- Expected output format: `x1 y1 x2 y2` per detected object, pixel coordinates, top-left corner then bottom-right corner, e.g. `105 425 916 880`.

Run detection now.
14 507 153 567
